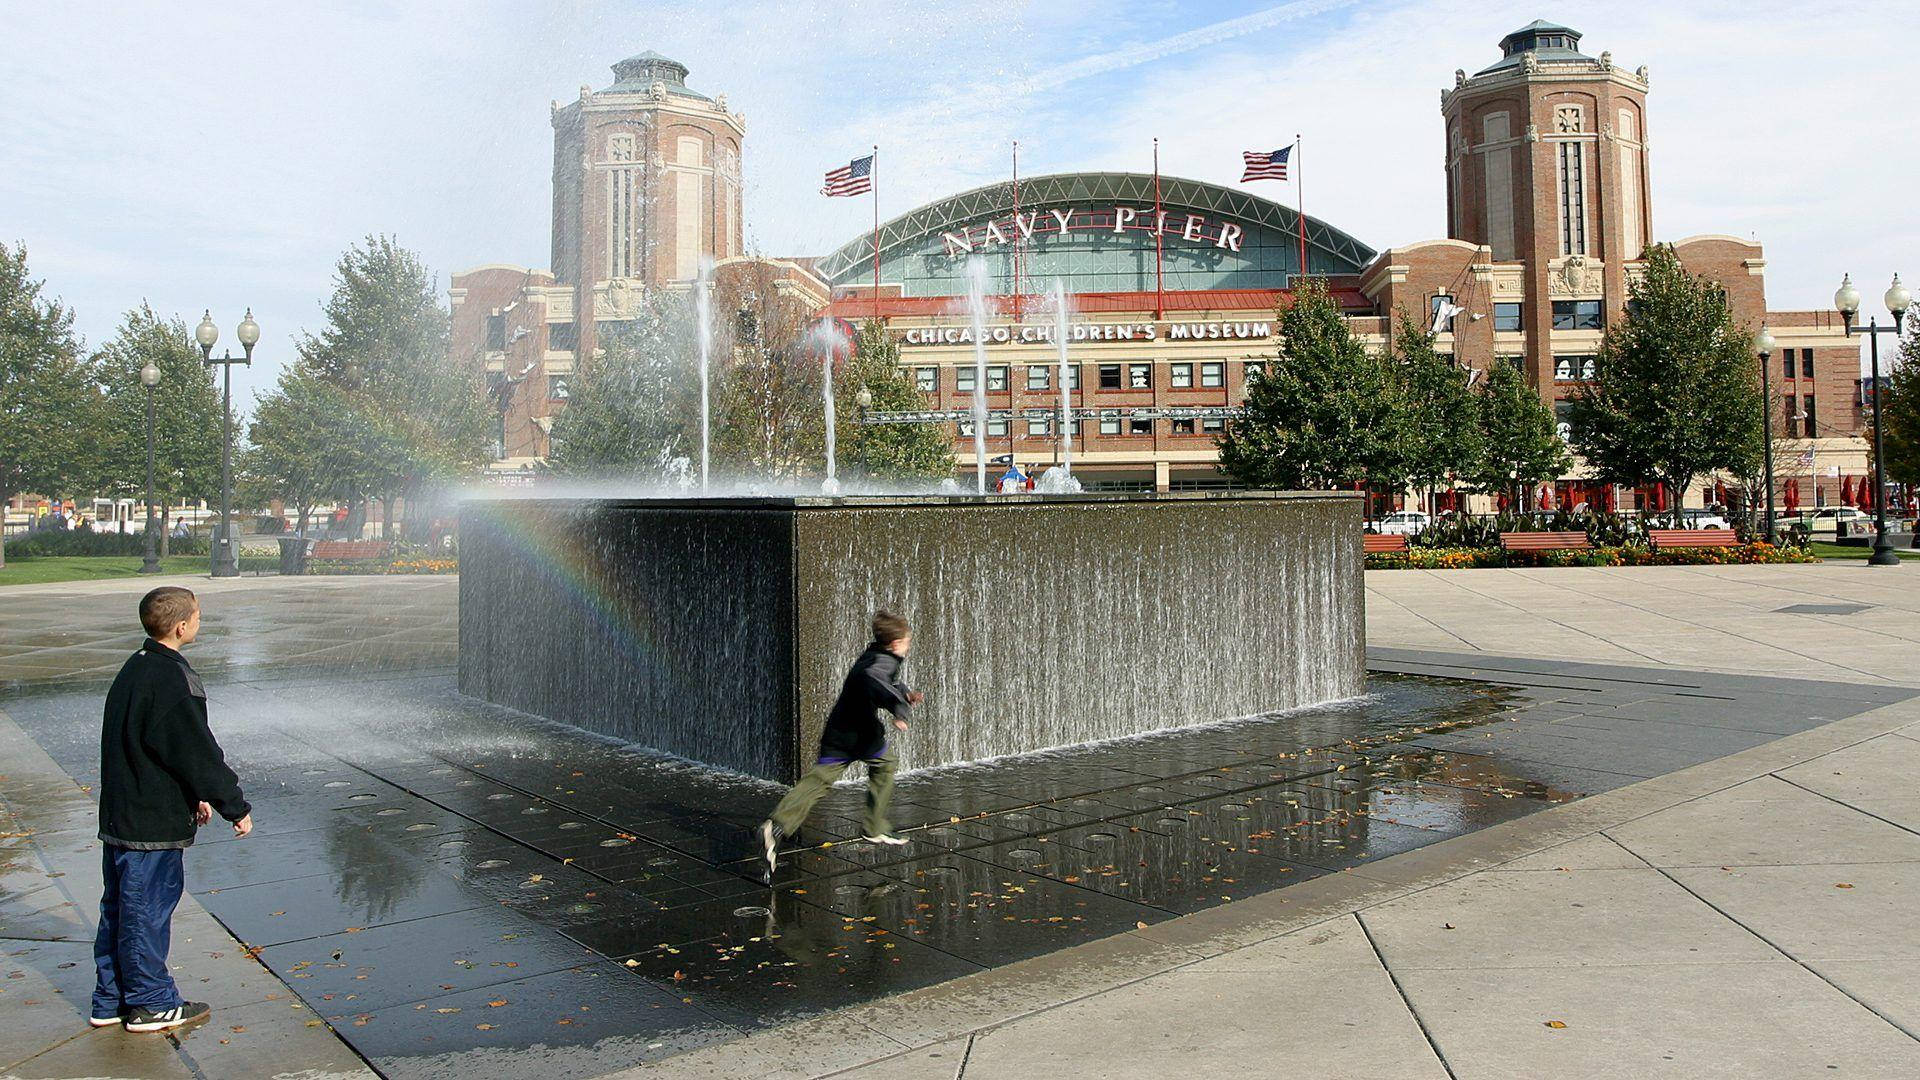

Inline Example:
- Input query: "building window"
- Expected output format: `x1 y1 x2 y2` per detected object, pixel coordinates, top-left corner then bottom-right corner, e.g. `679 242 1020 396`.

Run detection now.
1782 350 1796 380
1200 362 1225 388
986 415 1008 437
1244 361 1266 384
1129 416 1153 435
1803 395 1817 435
1099 413 1122 436
548 375 570 401
1099 364 1122 390
956 367 976 393
486 314 506 351
1554 355 1595 382
987 365 1009 392
1065 365 1082 389
547 323 577 351
1552 300 1602 331
1557 140 1587 255
1027 415 1051 436
1430 293 1457 333
1201 417 1225 433
1501 354 1525 373
1127 363 1152 389
1027 365 1051 390
1171 417 1196 435
1493 302 1523 332
1802 351 1815 378
1784 397 1799 437
915 367 938 392
607 135 640 280
1170 363 1194 388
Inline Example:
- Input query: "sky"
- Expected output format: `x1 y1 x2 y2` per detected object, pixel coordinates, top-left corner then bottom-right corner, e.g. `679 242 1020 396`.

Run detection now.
3 0 1915 407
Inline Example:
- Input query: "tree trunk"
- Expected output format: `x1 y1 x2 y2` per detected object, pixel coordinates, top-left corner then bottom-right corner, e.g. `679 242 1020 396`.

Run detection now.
160 506 171 559
296 503 311 537
380 492 396 542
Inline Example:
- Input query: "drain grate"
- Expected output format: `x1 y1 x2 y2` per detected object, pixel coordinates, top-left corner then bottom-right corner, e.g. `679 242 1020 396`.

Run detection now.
1775 603 1873 615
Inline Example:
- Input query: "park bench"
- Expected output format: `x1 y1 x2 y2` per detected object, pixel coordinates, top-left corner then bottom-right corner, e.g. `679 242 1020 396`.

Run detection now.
307 540 393 567
1498 531 1591 561
1647 529 1735 549
1363 533 1410 554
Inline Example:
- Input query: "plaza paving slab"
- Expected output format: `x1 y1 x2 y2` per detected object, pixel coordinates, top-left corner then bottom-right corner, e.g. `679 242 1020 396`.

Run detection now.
3 563 1919 1078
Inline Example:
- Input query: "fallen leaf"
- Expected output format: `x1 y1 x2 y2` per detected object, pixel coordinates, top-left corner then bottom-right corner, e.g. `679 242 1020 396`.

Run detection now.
1545 1020 1567 1029
476 1023 495 1031
1836 883 1855 889
1136 921 1149 930
488 999 508 1007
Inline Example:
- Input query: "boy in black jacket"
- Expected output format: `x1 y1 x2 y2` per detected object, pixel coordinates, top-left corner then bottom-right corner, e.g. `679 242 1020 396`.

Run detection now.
93 586 252 1033
759 611 924 872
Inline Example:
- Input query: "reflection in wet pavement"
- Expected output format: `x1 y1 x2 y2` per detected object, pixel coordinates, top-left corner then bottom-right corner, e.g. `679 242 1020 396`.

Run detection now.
5 667 1584 1075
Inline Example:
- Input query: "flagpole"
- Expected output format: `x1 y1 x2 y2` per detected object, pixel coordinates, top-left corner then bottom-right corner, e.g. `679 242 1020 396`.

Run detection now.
1012 140 1022 323
1295 133 1307 283
870 145 880 323
1153 138 1165 321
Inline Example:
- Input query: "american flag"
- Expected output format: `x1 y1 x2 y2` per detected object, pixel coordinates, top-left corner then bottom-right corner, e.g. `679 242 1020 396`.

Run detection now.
1241 146 1291 182
821 154 874 197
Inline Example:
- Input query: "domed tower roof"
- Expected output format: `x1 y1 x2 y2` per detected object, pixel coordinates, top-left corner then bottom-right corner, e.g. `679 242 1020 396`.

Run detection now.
1475 20 1591 76
606 50 711 101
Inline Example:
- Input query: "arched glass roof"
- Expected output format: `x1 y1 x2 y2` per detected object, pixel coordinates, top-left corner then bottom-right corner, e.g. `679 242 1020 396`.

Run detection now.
817 172 1376 297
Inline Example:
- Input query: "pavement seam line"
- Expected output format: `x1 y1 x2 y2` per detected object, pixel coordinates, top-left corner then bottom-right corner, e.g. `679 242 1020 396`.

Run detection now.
1772 773 1920 841
1641 861 1920 1045
954 1031 976 1079
1353 909 1458 1080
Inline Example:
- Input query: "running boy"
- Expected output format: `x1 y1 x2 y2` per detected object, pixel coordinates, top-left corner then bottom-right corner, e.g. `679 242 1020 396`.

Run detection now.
94 586 252 1033
759 610 923 871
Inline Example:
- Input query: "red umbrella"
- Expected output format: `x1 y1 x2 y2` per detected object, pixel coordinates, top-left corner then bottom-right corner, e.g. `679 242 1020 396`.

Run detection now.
1841 476 1855 506
1540 484 1556 511
1860 479 1876 512
1783 480 1800 512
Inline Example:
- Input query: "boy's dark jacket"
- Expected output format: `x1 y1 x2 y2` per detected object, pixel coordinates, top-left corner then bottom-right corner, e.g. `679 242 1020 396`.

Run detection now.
817 643 914 762
98 639 249 849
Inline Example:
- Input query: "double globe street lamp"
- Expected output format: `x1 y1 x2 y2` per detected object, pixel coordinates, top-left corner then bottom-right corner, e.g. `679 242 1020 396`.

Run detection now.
196 309 260 578
1833 273 1910 566
1755 325 1779 541
139 362 163 574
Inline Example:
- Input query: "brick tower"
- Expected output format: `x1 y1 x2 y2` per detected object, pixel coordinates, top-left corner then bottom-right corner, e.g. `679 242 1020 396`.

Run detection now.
1441 21 1652 389
549 51 746 363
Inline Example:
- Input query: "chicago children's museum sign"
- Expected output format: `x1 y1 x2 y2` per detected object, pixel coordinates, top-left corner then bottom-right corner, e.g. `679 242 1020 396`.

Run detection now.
937 205 1248 257
899 321 1273 346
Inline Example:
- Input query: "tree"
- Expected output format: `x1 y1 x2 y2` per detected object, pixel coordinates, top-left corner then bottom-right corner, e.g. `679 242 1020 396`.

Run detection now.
294 237 488 536
839 319 954 482
711 261 825 480
545 291 701 482
1465 360 1571 504
1217 279 1403 489
93 304 223 554
1566 244 1763 524
242 368 368 536
0 241 104 568
1391 313 1481 509
1870 308 1920 489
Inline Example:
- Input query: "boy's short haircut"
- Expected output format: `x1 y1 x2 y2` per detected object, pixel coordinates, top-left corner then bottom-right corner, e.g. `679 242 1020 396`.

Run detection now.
140 587 198 639
872 610 910 645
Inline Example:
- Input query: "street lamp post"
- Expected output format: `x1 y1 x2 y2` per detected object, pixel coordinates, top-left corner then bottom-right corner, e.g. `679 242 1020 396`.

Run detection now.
139 362 162 574
1756 326 1778 541
1834 274 1910 567
197 309 259 577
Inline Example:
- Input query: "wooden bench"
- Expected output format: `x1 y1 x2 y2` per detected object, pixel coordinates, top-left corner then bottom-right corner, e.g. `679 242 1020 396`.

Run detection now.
307 540 393 564
1363 533 1410 554
1498 531 1591 554
1648 529 1735 549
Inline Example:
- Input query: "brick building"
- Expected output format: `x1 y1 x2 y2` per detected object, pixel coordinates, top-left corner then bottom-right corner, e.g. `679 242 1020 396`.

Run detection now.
455 23 1870 506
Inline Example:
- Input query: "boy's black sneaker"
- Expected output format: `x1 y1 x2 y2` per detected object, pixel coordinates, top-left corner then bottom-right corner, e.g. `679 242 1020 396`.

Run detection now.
125 1001 210 1033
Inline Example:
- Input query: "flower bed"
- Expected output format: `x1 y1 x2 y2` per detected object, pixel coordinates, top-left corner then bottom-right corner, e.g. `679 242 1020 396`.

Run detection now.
307 555 458 575
1367 541 1813 570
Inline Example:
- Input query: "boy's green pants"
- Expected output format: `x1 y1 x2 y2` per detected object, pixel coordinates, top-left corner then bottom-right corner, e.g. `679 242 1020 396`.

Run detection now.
770 750 896 838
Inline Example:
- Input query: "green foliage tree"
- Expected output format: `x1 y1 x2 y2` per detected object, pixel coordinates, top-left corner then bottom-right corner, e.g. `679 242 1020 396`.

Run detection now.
1217 279 1404 490
93 303 222 555
711 262 824 480
1391 313 1481 507
293 236 488 536
1465 360 1571 503
1566 244 1763 524
0 241 104 568
545 291 701 482
242 368 369 535
838 319 954 482
1870 308 1920 489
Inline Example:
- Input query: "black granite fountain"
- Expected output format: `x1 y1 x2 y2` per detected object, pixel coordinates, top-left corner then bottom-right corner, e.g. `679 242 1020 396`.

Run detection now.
458 492 1364 781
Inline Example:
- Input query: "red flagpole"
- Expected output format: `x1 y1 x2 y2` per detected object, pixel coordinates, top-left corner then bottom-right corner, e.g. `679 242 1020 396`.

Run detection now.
1153 138 1165 321
1012 140 1021 323
1294 134 1307 282
870 145 880 323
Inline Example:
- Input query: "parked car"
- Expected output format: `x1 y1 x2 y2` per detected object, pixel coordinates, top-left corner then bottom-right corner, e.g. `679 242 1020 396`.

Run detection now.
1800 507 1869 535
1681 509 1730 530
1374 510 1431 536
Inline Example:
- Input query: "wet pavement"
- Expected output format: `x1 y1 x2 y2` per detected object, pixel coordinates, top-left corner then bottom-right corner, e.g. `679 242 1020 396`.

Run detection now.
3 577 1913 1077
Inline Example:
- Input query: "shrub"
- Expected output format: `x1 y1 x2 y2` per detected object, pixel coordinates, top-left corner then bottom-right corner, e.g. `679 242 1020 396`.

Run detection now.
1367 541 1814 570
7 526 209 558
